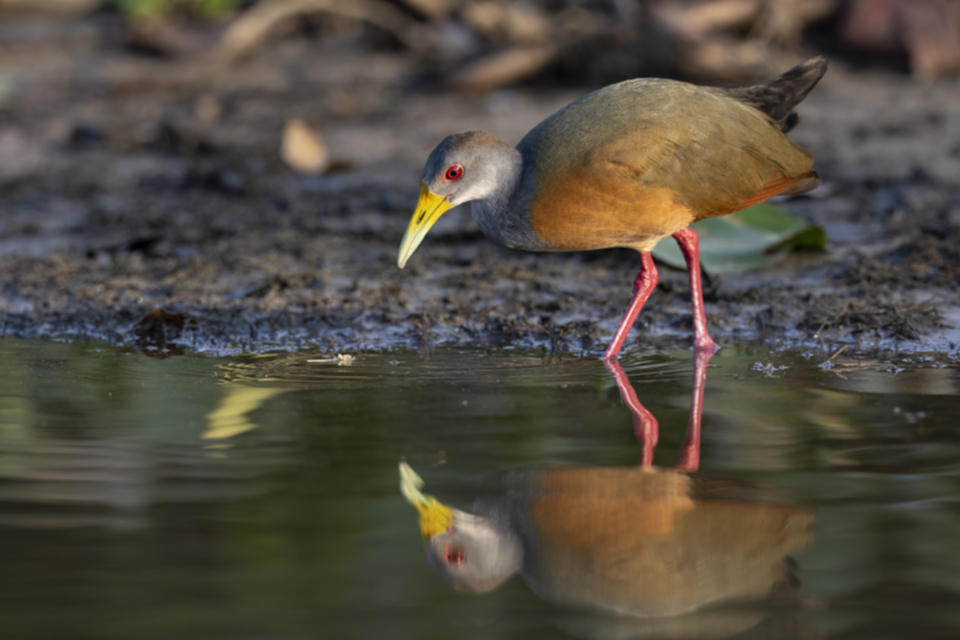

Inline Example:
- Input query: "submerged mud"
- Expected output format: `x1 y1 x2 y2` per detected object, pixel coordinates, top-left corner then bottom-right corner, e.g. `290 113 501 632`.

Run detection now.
1 22 959 360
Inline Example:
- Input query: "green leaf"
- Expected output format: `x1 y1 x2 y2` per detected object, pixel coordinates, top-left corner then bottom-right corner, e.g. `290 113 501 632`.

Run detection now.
651 204 826 275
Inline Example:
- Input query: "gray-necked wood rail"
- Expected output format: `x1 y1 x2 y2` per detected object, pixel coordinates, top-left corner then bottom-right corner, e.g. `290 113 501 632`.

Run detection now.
400 352 815 618
398 57 828 360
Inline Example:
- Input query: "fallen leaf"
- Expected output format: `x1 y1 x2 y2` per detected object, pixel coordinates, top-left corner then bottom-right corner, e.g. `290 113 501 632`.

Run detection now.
281 118 329 175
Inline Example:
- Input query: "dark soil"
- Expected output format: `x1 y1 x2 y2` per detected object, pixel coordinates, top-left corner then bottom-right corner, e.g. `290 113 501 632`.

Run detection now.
2 15 960 359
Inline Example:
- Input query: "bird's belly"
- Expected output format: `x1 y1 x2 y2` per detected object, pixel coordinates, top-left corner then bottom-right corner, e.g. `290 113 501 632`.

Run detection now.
529 167 695 253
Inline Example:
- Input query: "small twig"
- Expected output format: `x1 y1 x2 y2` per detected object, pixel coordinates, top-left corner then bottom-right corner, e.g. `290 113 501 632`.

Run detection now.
825 344 848 364
307 353 355 365
811 321 827 340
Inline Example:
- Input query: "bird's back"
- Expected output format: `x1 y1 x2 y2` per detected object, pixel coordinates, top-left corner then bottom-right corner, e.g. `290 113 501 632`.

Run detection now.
515 75 819 253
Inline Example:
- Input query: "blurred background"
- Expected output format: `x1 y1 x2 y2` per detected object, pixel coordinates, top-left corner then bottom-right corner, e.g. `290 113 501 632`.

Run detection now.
5 0 960 90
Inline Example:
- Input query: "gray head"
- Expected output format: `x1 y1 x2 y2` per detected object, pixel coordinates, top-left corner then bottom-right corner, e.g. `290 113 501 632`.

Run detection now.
425 509 523 594
421 132 516 206
398 131 521 268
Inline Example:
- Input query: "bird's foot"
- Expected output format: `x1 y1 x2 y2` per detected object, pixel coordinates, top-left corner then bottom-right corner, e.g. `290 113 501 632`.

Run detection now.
693 336 720 354
600 349 621 365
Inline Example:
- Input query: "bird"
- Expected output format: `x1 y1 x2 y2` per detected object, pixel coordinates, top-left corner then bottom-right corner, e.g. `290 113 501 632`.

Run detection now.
399 462 814 618
397 57 828 360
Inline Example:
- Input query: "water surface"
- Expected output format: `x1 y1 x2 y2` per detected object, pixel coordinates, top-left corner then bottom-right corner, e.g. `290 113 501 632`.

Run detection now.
0 339 958 639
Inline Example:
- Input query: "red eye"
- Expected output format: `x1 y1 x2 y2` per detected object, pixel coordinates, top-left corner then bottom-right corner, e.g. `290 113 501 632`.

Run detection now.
444 164 464 182
444 544 465 567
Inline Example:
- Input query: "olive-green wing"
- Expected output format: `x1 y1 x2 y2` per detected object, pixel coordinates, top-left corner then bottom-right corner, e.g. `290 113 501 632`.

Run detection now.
587 86 818 220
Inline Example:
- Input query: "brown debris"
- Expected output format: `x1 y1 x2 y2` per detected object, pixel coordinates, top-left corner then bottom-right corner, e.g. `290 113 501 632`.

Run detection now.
461 2 553 45
133 309 195 350
658 0 837 82
750 0 836 45
210 0 427 64
280 118 329 176
455 44 558 93
20 0 954 96
125 19 223 59
656 0 763 36
201 0 840 90
394 0 454 21
842 0 960 78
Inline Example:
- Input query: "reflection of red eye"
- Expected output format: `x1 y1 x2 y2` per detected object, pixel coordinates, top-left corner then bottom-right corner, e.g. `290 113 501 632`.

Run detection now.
444 164 464 182
445 544 465 567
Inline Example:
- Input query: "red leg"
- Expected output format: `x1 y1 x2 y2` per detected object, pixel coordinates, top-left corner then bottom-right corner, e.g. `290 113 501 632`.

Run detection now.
604 358 659 467
603 252 658 361
675 347 715 473
671 228 719 352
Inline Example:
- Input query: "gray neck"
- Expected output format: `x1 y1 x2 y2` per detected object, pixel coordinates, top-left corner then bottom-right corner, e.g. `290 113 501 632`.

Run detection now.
469 148 548 252
474 485 541 583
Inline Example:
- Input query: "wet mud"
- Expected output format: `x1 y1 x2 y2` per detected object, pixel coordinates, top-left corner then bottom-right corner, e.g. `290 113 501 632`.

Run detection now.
2 18 960 359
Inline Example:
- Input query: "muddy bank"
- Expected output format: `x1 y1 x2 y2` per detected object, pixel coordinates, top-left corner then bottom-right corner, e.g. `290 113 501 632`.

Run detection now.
1 16 959 360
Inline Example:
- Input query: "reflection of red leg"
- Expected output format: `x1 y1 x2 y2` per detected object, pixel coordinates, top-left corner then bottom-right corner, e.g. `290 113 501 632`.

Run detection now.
603 252 658 362
604 358 659 467
676 348 715 473
671 228 719 353
605 348 715 471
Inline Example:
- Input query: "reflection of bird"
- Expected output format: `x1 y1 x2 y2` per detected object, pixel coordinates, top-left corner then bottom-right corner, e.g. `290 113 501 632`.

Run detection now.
398 58 827 359
401 463 813 618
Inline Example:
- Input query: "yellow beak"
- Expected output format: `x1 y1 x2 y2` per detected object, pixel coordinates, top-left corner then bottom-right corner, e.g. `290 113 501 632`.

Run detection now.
397 181 453 268
399 461 453 540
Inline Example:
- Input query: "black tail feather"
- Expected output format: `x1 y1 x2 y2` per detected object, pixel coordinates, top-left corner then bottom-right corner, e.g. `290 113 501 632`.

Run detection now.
719 56 828 133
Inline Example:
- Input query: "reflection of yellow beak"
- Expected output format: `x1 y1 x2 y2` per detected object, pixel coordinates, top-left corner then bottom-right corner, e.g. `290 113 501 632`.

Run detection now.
399 461 452 540
397 181 453 269
204 385 287 440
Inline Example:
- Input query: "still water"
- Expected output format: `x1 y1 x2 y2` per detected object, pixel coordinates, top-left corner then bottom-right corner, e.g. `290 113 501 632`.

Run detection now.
0 338 958 639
